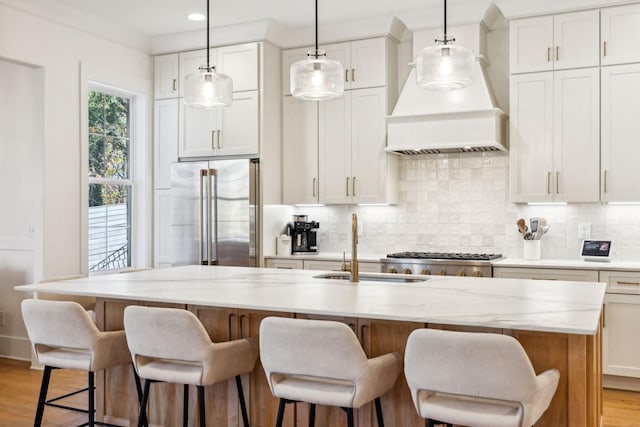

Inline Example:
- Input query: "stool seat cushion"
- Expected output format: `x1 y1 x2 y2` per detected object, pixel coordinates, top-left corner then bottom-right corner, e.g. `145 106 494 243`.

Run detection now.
22 300 132 371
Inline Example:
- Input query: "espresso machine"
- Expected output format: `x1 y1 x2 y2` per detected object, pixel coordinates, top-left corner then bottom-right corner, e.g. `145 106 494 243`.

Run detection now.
289 215 319 254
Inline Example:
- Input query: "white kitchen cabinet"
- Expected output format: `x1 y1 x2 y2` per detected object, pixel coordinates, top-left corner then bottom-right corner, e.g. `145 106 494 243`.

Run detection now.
282 96 319 204
601 64 640 202
319 87 392 204
303 259 345 271
509 11 599 74
265 258 304 269
153 189 172 268
154 53 179 99
601 4 640 66
492 267 599 282
281 37 391 95
510 68 600 203
179 91 259 158
178 44 258 97
603 293 640 378
153 99 179 189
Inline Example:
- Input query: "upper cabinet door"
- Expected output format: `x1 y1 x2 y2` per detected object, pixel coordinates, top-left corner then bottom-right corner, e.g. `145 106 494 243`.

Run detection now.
601 64 640 202
510 16 554 73
218 91 259 157
154 99 179 188
323 42 351 89
509 72 554 202
553 68 600 202
601 4 640 66
217 43 258 92
349 38 387 89
553 10 600 70
178 102 219 158
154 54 179 99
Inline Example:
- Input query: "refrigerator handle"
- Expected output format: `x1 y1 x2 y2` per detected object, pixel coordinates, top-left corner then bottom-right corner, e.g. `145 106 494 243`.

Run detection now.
210 168 219 265
199 169 207 265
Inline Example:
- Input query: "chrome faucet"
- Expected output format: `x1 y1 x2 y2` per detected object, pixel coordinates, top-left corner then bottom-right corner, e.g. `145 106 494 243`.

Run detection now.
351 213 359 283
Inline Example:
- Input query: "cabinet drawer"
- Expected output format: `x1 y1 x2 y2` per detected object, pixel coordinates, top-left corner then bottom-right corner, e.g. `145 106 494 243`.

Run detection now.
601 270 640 294
493 267 598 282
265 259 303 270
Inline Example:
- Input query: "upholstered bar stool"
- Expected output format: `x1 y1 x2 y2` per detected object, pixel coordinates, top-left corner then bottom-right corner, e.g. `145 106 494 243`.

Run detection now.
404 328 560 427
124 305 258 427
259 316 402 427
21 299 144 427
37 275 96 320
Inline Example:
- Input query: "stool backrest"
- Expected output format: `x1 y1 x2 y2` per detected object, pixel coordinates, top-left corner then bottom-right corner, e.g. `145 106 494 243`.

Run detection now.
405 328 538 403
260 317 368 383
124 305 213 362
21 299 99 350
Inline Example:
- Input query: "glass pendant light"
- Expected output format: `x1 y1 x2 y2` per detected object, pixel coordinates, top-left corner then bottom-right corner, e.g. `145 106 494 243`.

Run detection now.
290 0 344 100
416 0 475 91
184 0 233 108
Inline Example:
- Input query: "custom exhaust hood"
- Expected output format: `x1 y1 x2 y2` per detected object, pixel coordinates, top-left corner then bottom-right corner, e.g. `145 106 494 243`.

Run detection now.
386 14 507 156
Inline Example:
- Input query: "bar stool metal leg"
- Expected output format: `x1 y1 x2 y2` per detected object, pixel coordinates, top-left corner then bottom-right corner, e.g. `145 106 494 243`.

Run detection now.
235 375 250 427
275 398 286 427
138 380 151 427
374 397 384 427
346 408 354 427
197 385 205 427
34 365 53 427
88 371 95 427
309 403 316 427
183 384 189 427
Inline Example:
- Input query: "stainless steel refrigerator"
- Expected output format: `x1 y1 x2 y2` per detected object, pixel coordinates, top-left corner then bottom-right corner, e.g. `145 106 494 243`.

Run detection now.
170 158 259 267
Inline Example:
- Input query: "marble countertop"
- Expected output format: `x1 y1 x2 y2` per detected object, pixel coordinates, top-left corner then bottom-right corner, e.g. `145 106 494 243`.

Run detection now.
14 265 605 335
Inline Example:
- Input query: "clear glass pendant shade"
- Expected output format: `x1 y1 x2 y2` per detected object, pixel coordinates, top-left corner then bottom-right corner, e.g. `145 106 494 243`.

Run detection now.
291 50 344 100
416 42 476 91
184 67 233 109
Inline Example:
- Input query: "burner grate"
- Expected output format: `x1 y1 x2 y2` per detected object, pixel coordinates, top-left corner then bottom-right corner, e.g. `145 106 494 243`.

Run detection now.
386 252 502 261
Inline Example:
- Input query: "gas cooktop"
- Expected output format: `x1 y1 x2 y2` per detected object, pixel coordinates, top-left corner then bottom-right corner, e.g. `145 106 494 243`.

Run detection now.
385 252 503 261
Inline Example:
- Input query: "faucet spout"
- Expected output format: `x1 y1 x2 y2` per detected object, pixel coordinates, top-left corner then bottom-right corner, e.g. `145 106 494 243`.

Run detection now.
351 213 359 283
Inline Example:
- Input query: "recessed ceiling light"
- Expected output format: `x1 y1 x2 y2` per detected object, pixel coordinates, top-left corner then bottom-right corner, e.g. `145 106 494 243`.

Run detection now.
187 13 206 21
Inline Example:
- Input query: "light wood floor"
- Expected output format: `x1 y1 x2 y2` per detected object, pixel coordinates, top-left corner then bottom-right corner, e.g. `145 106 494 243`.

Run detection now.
1 357 640 426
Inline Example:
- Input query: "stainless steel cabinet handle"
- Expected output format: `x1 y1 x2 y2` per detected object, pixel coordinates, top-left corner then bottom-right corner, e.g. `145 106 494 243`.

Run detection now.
352 68 355 81
556 171 559 194
352 176 357 196
547 172 551 194
346 177 350 196
312 178 317 197
618 281 640 286
217 130 222 148
603 41 607 57
603 170 608 194
172 79 177 91
547 47 551 62
345 69 349 82
211 130 215 150
556 46 559 61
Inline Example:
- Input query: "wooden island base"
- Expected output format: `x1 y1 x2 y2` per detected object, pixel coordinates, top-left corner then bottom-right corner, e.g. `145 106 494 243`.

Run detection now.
95 298 602 427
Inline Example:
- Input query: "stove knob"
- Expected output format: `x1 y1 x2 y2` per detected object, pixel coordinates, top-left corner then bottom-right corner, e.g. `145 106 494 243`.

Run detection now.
472 271 483 278
402 269 413 275
457 270 465 277
420 269 431 276
438 270 446 276
388 268 398 274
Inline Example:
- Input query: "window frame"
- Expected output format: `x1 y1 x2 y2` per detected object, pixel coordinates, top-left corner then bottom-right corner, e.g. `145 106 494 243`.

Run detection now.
80 62 152 276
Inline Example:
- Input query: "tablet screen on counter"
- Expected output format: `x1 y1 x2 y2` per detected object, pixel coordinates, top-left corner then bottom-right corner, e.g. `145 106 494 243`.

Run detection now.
581 240 612 259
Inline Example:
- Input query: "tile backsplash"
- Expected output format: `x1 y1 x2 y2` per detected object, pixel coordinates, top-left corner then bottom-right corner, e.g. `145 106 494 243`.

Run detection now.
289 152 640 261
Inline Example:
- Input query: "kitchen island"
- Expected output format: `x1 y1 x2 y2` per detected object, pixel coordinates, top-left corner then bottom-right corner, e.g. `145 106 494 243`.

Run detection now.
15 265 605 427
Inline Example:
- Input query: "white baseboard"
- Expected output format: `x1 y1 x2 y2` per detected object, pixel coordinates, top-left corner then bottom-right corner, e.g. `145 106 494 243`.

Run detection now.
0 335 32 360
604 374 640 392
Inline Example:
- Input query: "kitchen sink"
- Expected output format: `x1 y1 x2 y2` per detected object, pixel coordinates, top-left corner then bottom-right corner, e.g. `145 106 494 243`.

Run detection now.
313 272 428 283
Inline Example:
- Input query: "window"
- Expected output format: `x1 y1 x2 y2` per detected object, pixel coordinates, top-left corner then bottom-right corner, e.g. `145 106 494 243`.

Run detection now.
87 89 134 272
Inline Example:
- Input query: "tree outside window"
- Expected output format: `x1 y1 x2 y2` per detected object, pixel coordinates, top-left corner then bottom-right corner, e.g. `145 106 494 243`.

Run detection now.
88 90 133 272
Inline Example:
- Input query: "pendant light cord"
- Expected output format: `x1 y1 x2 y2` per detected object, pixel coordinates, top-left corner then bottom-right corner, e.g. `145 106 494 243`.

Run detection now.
314 0 319 58
206 0 211 69
443 0 450 44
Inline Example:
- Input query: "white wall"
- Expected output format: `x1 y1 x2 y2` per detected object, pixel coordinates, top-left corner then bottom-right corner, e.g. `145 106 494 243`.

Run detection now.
0 3 152 359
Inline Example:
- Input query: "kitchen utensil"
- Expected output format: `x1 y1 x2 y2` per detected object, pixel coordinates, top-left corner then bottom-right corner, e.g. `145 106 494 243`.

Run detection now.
517 218 527 234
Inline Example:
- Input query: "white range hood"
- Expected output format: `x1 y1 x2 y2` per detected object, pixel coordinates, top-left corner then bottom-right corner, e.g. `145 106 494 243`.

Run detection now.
386 20 507 155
